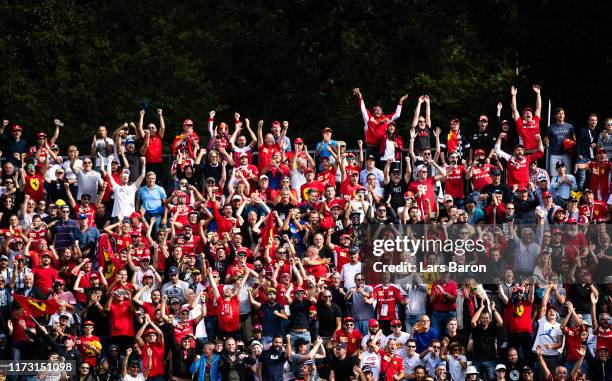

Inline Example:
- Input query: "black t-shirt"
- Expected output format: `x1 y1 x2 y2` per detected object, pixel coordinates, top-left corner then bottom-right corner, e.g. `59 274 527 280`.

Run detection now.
260 348 286 381
317 301 342 337
568 284 592 314
290 299 311 331
471 322 500 361
330 355 358 380
274 202 294 221
384 179 408 212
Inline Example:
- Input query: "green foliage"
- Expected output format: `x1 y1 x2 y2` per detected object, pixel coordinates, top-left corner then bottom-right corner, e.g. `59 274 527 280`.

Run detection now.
0 0 610 151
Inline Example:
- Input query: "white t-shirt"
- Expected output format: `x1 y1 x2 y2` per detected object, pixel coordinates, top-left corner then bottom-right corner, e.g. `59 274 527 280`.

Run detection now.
94 138 115 167
340 262 362 290
111 183 137 218
360 350 381 380
532 316 562 355
62 159 82 181
447 354 467 381
123 373 146 381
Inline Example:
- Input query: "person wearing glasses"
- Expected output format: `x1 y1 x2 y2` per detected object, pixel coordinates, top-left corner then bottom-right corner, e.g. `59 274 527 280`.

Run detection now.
71 155 103 202
332 317 363 356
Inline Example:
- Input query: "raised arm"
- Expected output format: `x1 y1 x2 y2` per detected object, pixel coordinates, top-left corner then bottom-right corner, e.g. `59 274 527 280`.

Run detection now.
533 85 542 117
510 86 519 120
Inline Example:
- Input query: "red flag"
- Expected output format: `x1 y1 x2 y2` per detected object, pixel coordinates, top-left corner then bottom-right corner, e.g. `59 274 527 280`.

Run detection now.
12 294 60 317
260 212 276 247
97 234 125 282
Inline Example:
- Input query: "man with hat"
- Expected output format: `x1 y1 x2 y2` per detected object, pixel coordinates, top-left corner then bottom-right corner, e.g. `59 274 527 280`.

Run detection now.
171 118 200 157
466 365 483 381
135 314 165 381
511 183 540 224
31 249 59 297
510 84 542 153
329 340 359 380
285 285 313 346
0 121 28 164
587 343 611 381
550 161 577 207
579 188 609 223
77 320 102 368
332 316 363 356
495 130 544 188
360 153 384 187
470 114 497 162
353 87 408 157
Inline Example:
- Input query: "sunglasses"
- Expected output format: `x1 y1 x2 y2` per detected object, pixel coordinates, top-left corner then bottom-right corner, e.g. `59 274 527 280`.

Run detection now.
392 325 402 328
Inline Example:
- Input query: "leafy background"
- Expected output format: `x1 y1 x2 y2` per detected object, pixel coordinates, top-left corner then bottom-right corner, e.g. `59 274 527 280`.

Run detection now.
1 0 610 150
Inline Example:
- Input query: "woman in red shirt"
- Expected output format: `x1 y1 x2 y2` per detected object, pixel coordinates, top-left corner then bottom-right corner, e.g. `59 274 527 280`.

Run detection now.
104 288 137 352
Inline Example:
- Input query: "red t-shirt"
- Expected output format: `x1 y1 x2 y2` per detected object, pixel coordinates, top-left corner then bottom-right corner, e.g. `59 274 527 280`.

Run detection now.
444 165 466 198
470 164 495 191
74 204 96 228
372 284 403 321
563 326 589 361
11 313 36 343
408 177 438 214
505 300 533 334
515 115 541 150
32 266 59 294
109 300 135 336
316 169 337 187
579 201 608 223
588 161 611 197
112 233 132 254
24 173 45 202
142 341 165 377
258 144 281 171
333 246 350 272
340 179 362 198
594 326 612 353
430 280 458 312
145 134 163 163
506 152 543 187
77 335 102 366
333 329 363 355
217 296 240 332
378 349 405 380
174 319 196 343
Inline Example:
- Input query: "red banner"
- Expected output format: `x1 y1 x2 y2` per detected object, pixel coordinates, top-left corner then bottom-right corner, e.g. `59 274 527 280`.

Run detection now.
12 294 60 317
97 234 125 282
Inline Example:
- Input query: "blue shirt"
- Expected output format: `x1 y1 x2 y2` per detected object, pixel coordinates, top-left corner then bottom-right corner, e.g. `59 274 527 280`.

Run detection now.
260 348 286 381
138 185 167 214
414 327 440 353
52 219 79 251
316 140 338 160
261 302 284 336
547 122 575 155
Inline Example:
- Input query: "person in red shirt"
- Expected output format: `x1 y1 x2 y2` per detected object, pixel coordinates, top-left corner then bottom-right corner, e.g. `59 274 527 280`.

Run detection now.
500 284 535 361
378 338 405 381
353 87 408 155
32 251 59 297
301 169 325 201
66 191 96 228
575 147 611 201
511 84 542 152
77 320 103 367
333 316 363 356
407 162 446 218
104 288 137 351
171 119 200 158
256 120 284 171
561 301 591 371
444 152 467 205
138 108 165 184
495 133 544 187
315 157 337 188
135 314 165 381
430 273 458 336
207 267 249 339
372 274 407 334
466 149 496 192
21 162 47 202
579 189 609 223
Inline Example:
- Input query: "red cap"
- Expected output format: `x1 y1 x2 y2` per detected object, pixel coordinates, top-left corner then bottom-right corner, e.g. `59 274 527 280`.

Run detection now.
90 273 100 279
479 115 488 122
340 233 351 239
450 118 460 123
130 212 142 219
253 324 263 331
542 191 552 198
183 119 194 127
238 152 248 159
322 127 332 133
597 343 609 351
404 190 415 199
566 217 578 224
271 121 281 127
368 319 379 327
180 305 191 312
391 319 402 326
15 254 25 260
211 270 220 276
328 199 343 209
474 148 485 156
292 287 305 294
11 125 22 132
144 328 157 335
517 185 528 192
597 147 607 154
294 138 303 144
36 132 47 139
304 168 314 174
343 316 354 323
54 278 65 285
83 320 95 326
65 334 75 340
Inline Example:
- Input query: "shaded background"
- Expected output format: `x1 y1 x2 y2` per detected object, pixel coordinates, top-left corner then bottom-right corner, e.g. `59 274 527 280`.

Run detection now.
1 0 610 150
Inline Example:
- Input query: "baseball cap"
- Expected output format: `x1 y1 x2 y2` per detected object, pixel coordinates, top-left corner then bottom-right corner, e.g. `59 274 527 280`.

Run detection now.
537 174 548 182
259 174 268 180
83 320 95 326
556 161 566 168
474 148 485 156
250 340 263 348
366 154 376 161
168 266 179 275
125 137 135 144
343 316 354 323
322 127 332 133
391 319 402 326
542 191 552 198
466 366 479 375
294 138 303 144
521 366 534 373
479 114 488 122
495 364 507 371
596 343 609 351
362 365 373 374
253 324 263 332
11 125 22 132
491 169 501 176
368 319 379 327
583 188 593 194
78 214 88 220
335 342 347 350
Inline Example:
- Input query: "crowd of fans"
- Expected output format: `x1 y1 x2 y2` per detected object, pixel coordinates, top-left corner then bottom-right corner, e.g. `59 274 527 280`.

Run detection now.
0 84 610 381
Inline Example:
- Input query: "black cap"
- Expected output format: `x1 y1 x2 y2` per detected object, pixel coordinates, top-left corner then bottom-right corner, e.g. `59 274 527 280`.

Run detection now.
521 366 533 373
366 154 376 161
491 169 501 176
556 161 566 168
362 365 373 374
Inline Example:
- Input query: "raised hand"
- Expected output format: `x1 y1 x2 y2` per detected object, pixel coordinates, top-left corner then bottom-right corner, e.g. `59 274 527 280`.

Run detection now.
209 110 216 119
510 86 517 96
352 88 361 97
157 109 163 116
532 84 541 94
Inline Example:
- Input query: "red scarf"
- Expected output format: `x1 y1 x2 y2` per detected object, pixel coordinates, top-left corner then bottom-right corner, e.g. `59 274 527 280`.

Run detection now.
447 131 460 153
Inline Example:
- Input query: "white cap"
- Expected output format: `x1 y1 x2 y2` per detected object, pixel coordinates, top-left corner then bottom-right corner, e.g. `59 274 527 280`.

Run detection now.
495 364 507 371
466 366 479 375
